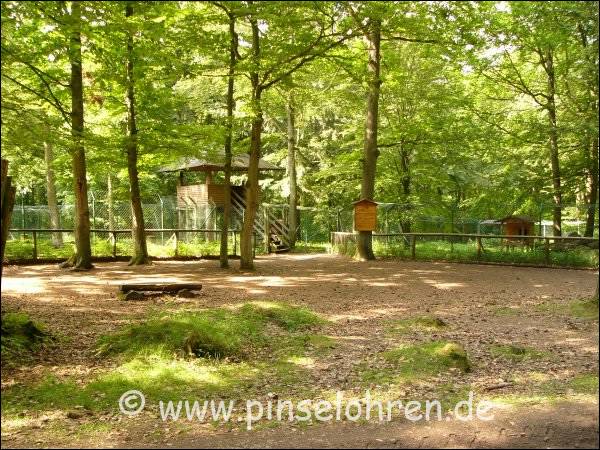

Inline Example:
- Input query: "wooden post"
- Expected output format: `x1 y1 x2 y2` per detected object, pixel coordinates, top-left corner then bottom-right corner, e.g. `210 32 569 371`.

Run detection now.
32 230 38 261
544 237 550 264
233 230 237 256
476 236 482 259
264 207 270 253
411 234 416 259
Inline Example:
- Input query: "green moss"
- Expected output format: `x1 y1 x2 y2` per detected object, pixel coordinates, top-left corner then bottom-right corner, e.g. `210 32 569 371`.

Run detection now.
2 302 329 421
360 341 471 385
493 306 520 316
489 344 549 362
569 374 599 394
240 301 326 331
387 316 447 333
569 298 599 320
1 312 51 365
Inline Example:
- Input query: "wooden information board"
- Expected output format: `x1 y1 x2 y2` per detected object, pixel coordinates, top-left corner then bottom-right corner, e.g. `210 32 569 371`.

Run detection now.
353 199 377 231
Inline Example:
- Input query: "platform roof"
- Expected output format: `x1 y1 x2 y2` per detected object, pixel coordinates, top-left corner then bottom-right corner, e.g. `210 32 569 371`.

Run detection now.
158 152 284 173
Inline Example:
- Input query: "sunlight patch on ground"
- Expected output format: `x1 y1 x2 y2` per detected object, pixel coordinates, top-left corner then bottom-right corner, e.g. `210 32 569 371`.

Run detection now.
1 277 46 294
421 279 465 290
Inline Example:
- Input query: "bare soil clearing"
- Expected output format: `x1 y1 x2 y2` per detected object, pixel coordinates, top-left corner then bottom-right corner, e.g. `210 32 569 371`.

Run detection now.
1 254 598 448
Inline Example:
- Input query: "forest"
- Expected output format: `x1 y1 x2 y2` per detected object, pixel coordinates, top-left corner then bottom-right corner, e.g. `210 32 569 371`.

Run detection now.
1 0 598 269
0 2 599 449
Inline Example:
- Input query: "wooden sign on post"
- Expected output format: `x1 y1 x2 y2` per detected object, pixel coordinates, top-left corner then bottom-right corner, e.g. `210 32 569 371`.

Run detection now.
353 199 377 231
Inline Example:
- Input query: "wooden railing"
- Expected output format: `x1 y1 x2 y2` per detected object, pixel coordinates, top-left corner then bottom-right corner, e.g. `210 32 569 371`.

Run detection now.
6 228 259 261
330 232 599 267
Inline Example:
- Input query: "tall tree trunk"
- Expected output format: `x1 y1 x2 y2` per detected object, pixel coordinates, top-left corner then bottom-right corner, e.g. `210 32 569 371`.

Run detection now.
125 3 149 265
544 49 562 237
1 159 17 277
63 0 92 270
220 11 237 268
357 19 381 261
398 144 411 233
578 23 599 237
240 16 262 270
286 89 298 248
107 174 115 231
44 140 62 247
584 138 598 236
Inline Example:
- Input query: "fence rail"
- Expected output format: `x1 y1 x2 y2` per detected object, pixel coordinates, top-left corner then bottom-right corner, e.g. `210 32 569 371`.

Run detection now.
331 232 599 268
5 228 260 262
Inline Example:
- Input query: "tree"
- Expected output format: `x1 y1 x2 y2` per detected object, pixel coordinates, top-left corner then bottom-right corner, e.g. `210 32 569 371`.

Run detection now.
2 1 93 269
43 137 62 247
124 2 149 265
237 1 353 269
212 2 239 269
346 9 381 260
65 0 93 269
286 86 299 248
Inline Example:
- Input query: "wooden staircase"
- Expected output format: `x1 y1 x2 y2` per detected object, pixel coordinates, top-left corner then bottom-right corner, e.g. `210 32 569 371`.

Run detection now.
231 189 290 253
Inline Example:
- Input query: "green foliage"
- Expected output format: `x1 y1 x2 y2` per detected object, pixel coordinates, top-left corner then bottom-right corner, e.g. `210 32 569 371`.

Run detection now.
1 1 598 253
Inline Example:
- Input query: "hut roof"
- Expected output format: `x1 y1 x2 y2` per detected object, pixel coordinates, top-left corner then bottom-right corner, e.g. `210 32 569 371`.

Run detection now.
158 152 284 173
499 215 535 224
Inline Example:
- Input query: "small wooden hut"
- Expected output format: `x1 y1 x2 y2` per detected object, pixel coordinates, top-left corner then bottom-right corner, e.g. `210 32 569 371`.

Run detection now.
499 215 535 236
499 215 535 250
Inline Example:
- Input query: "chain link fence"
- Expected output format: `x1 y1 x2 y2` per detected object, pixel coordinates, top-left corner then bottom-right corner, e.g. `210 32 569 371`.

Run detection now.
6 192 598 262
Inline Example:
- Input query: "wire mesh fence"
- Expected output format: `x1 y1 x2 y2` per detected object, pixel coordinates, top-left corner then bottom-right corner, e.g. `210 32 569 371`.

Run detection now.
331 232 599 268
7 191 599 264
4 228 262 262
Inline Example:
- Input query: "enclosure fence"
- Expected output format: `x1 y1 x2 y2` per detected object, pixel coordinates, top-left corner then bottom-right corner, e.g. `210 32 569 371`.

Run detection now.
6 193 598 266
331 232 599 269
4 228 262 262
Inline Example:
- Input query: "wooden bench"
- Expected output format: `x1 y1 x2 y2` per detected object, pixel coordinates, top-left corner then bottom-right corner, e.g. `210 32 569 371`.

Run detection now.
118 283 202 300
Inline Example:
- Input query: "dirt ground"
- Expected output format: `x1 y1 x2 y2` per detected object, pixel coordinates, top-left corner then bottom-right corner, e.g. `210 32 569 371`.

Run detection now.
1 254 598 448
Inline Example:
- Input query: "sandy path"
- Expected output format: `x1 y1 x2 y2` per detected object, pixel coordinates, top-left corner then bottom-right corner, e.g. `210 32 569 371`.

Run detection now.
1 254 598 448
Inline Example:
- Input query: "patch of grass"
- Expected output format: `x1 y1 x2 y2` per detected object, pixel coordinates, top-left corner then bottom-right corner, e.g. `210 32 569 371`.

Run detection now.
569 298 599 320
387 316 448 334
333 237 598 268
1 312 52 365
291 242 330 253
535 297 599 320
489 344 549 362
491 373 599 406
493 306 520 316
360 341 471 385
569 374 599 394
2 302 329 421
98 301 325 359
240 301 326 331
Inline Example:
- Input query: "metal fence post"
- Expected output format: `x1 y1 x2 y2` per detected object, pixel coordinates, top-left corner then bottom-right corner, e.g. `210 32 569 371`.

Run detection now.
159 195 164 245
112 231 117 257
544 237 550 264
476 236 482 259
411 234 416 259
174 230 179 256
